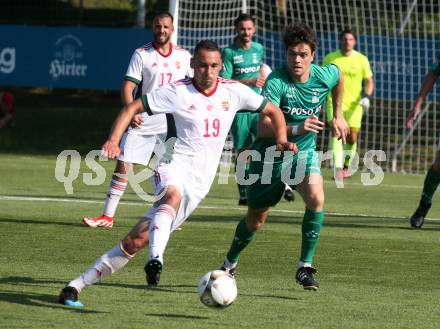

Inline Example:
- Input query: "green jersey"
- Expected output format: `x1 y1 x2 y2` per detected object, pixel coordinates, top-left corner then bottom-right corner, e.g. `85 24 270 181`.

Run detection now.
432 55 440 75
220 41 264 94
262 63 339 149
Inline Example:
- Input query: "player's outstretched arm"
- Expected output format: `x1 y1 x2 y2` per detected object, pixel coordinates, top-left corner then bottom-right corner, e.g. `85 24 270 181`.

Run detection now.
260 101 297 152
331 67 349 143
406 71 439 129
102 98 144 158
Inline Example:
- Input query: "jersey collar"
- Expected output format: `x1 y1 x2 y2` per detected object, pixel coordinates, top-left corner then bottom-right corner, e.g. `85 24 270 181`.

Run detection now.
153 42 173 58
192 78 219 97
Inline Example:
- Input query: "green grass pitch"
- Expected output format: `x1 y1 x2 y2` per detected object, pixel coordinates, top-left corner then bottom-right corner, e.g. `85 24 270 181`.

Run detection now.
1 153 440 329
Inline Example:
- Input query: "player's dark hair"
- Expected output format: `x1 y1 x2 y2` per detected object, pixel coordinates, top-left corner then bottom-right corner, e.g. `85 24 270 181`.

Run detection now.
283 22 318 52
153 12 174 23
234 13 255 27
194 40 221 57
340 27 357 40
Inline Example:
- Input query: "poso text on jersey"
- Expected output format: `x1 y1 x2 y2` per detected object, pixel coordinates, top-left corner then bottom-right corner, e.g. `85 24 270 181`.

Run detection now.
282 105 322 116
234 65 261 75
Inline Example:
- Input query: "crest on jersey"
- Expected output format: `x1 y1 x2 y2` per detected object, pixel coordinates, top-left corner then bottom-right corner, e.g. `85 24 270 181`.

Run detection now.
207 104 214 111
286 86 296 98
163 62 169 68
252 53 259 64
175 61 181 69
221 100 230 111
311 89 319 103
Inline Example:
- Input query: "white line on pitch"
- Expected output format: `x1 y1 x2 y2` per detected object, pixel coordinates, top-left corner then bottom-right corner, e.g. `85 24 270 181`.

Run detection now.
1 194 439 221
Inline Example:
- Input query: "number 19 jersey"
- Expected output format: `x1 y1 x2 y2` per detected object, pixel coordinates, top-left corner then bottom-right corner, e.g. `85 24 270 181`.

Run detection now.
141 77 266 198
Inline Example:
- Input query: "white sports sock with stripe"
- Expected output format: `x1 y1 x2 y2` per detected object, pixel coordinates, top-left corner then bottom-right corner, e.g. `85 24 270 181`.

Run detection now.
148 204 176 265
103 179 127 217
68 242 134 293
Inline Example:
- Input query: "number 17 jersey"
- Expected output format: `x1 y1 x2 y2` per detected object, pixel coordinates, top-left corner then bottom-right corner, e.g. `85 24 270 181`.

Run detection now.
125 43 192 135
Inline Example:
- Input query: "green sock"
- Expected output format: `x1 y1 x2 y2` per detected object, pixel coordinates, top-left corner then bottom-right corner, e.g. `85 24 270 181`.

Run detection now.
421 166 440 205
343 142 357 168
226 218 256 263
331 137 344 168
300 209 324 264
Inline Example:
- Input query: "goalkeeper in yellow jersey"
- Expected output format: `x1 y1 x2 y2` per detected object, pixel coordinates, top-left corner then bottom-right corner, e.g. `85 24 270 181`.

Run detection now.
323 28 374 180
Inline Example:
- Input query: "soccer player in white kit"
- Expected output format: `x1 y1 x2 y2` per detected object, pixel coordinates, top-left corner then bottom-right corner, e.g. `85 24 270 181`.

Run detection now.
83 12 192 228
58 40 295 307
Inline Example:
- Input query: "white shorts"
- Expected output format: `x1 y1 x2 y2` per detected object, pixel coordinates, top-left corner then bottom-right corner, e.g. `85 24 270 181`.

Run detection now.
143 163 205 232
117 132 166 166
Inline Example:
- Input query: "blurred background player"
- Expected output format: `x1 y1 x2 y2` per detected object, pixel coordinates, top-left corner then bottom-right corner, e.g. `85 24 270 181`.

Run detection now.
407 54 440 228
220 23 349 291
58 40 293 306
83 12 192 228
220 13 294 205
323 28 374 180
0 87 15 129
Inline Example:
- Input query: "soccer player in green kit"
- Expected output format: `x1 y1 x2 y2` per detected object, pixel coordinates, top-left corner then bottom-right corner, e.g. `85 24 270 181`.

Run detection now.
407 54 440 228
220 13 294 205
220 22 349 290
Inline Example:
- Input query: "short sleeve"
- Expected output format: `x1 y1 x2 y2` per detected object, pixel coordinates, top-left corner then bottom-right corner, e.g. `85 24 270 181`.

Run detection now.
124 51 143 85
321 64 340 90
220 48 234 79
236 83 267 113
141 83 177 116
362 56 373 79
262 76 284 107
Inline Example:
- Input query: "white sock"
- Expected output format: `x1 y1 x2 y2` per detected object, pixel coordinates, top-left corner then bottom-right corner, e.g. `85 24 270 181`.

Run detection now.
149 204 176 265
102 179 127 217
284 184 293 192
298 261 312 269
68 242 134 293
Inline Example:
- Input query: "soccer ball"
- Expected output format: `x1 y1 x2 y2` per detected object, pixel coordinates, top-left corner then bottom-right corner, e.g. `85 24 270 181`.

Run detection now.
197 270 237 308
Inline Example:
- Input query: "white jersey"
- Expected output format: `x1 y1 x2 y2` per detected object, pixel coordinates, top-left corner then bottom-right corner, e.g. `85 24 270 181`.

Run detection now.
125 42 192 135
142 77 266 198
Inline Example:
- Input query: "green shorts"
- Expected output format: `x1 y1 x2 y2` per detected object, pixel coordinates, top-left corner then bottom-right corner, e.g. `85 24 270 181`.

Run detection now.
231 112 259 150
247 141 321 209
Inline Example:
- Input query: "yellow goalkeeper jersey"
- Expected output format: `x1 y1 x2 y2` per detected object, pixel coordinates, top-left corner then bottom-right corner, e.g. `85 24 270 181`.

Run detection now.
323 49 372 114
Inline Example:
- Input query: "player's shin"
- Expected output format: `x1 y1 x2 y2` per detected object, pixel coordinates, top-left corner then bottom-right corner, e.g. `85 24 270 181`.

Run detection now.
331 137 344 168
343 142 357 168
421 166 440 205
226 218 256 264
103 179 127 217
148 204 175 264
299 209 324 266
68 242 134 293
